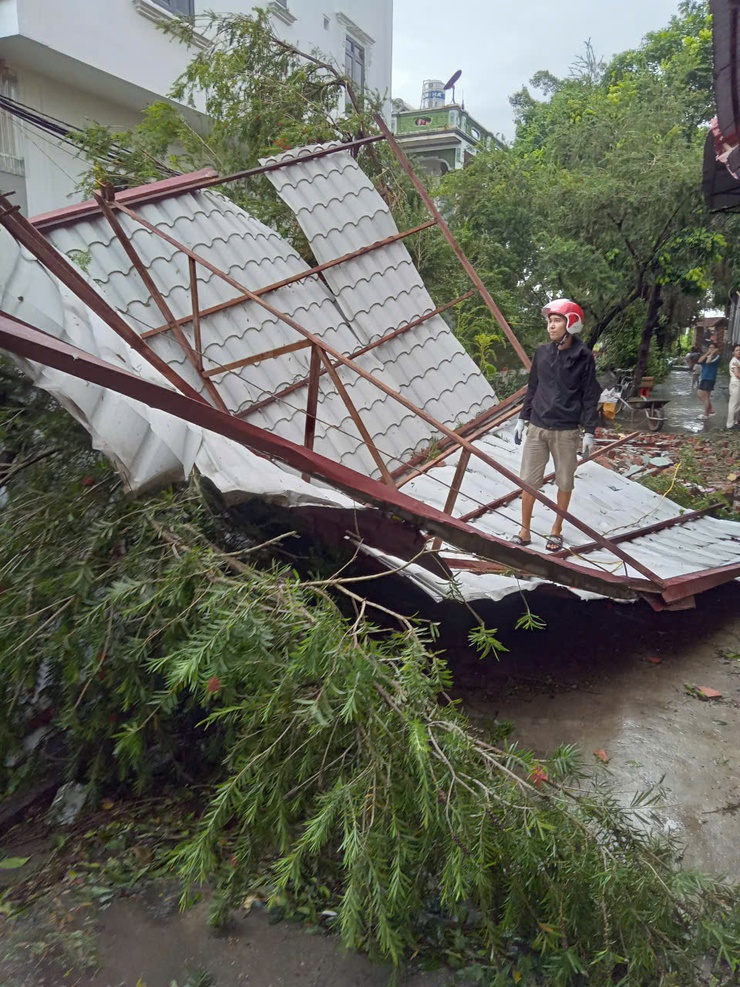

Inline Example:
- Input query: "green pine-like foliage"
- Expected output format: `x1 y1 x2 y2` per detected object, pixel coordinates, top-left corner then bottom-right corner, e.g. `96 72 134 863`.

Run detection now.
1 360 740 984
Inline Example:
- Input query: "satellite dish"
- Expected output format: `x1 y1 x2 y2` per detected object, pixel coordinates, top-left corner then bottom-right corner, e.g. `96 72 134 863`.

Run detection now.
443 69 462 105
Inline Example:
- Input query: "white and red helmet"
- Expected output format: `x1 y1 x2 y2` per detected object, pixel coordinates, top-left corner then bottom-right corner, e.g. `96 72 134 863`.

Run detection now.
542 298 584 334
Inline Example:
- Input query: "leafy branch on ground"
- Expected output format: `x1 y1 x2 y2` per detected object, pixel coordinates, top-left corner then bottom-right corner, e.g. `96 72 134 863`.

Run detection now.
1 362 739 985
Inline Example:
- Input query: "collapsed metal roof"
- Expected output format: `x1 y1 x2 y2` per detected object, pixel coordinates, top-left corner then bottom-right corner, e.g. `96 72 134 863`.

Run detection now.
1 126 739 609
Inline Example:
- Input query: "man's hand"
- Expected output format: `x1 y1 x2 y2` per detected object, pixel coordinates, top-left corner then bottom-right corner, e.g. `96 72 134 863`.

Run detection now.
581 432 595 459
514 419 527 446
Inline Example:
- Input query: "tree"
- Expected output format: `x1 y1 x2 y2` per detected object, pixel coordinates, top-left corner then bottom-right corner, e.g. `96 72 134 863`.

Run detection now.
442 1 730 390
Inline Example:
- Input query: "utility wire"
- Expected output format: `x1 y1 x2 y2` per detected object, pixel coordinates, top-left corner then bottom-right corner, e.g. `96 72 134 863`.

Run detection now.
0 94 179 175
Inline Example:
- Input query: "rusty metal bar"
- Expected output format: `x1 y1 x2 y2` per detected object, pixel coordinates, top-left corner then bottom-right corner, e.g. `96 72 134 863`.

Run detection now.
239 290 476 420
204 339 312 378
0 312 659 601
0 193 206 405
459 431 641 524
317 348 394 486
393 385 527 481
110 201 663 584
396 389 527 487
445 558 516 575
144 292 260 340
31 168 219 234
188 257 203 372
198 135 384 189
430 448 471 552
303 344 321 453
556 502 724 560
661 560 740 603
94 194 229 413
142 219 439 341
375 115 531 372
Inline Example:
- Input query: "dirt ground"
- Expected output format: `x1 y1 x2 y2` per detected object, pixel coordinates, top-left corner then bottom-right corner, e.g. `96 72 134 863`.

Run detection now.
2 584 739 987
0 891 448 987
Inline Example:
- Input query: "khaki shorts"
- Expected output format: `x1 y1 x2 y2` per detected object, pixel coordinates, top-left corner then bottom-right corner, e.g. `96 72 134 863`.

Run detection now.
520 425 580 492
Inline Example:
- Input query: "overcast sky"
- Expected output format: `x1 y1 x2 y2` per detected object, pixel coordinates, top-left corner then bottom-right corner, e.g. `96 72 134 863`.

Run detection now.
392 0 682 139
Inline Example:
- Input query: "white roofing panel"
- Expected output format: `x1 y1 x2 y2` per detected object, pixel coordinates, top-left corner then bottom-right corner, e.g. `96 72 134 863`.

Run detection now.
46 187 452 476
0 226 356 510
403 429 740 585
263 145 498 429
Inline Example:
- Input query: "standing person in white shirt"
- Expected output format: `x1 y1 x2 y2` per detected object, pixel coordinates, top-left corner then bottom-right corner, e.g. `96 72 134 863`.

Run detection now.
728 343 740 430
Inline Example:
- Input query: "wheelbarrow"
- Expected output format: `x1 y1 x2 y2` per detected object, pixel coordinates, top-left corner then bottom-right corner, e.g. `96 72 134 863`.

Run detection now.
621 396 669 432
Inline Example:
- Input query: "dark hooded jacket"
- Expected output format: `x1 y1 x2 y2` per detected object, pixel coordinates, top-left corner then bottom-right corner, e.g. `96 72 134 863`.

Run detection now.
521 335 601 434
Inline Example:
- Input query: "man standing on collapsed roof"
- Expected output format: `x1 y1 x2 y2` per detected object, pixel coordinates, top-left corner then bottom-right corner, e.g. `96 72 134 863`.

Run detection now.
511 299 601 552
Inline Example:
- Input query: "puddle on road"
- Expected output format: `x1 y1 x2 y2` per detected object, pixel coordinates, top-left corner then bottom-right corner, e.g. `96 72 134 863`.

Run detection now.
651 368 732 435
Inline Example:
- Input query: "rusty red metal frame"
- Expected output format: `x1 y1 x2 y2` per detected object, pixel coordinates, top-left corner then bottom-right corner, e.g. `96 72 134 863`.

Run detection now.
141 219 438 341
0 312 664 602
5 159 664 586
430 448 471 552
28 137 382 234
102 198 664 583
237 290 476 421
303 345 321 454
94 193 230 413
554 502 725 560
31 169 219 233
375 115 532 372
11 136 721 600
395 387 528 487
0 193 206 405
197 135 384 189
204 339 312 378
188 257 204 373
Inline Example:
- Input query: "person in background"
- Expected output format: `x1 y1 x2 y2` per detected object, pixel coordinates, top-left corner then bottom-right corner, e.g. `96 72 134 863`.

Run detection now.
692 354 702 388
696 341 721 418
728 343 740 430
685 345 700 371
512 298 601 552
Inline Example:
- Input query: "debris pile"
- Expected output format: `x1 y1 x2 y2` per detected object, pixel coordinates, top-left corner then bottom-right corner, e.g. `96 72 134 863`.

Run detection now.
593 431 740 512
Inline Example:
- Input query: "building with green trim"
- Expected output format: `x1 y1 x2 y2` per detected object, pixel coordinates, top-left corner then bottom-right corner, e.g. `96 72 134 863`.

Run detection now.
391 88 503 176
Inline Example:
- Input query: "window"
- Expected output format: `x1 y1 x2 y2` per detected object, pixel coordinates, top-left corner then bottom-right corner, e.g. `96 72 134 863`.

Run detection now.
267 0 296 25
0 69 24 177
151 0 194 15
345 36 365 91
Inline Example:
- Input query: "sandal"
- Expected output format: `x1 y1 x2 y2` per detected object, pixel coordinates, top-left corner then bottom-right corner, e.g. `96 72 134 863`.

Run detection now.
511 534 532 547
545 533 564 552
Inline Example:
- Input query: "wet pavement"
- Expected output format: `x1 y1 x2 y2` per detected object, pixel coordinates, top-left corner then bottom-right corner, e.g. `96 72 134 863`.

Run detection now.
449 583 740 881
651 367 733 435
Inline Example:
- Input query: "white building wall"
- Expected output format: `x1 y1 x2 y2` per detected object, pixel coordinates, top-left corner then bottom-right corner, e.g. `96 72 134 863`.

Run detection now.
14 68 146 216
0 0 392 215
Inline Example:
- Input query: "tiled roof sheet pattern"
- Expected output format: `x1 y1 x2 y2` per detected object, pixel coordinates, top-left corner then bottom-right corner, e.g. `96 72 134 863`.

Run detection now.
47 187 458 477
6 147 737 602
0 226 356 509
263 145 498 431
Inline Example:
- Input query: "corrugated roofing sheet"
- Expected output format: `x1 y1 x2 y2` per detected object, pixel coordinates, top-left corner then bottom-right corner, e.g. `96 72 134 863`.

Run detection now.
0 226 355 509
401 434 740 585
42 168 497 480
264 144 497 430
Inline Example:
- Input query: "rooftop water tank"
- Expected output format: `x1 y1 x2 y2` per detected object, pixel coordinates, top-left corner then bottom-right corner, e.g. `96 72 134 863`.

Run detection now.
421 80 446 109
